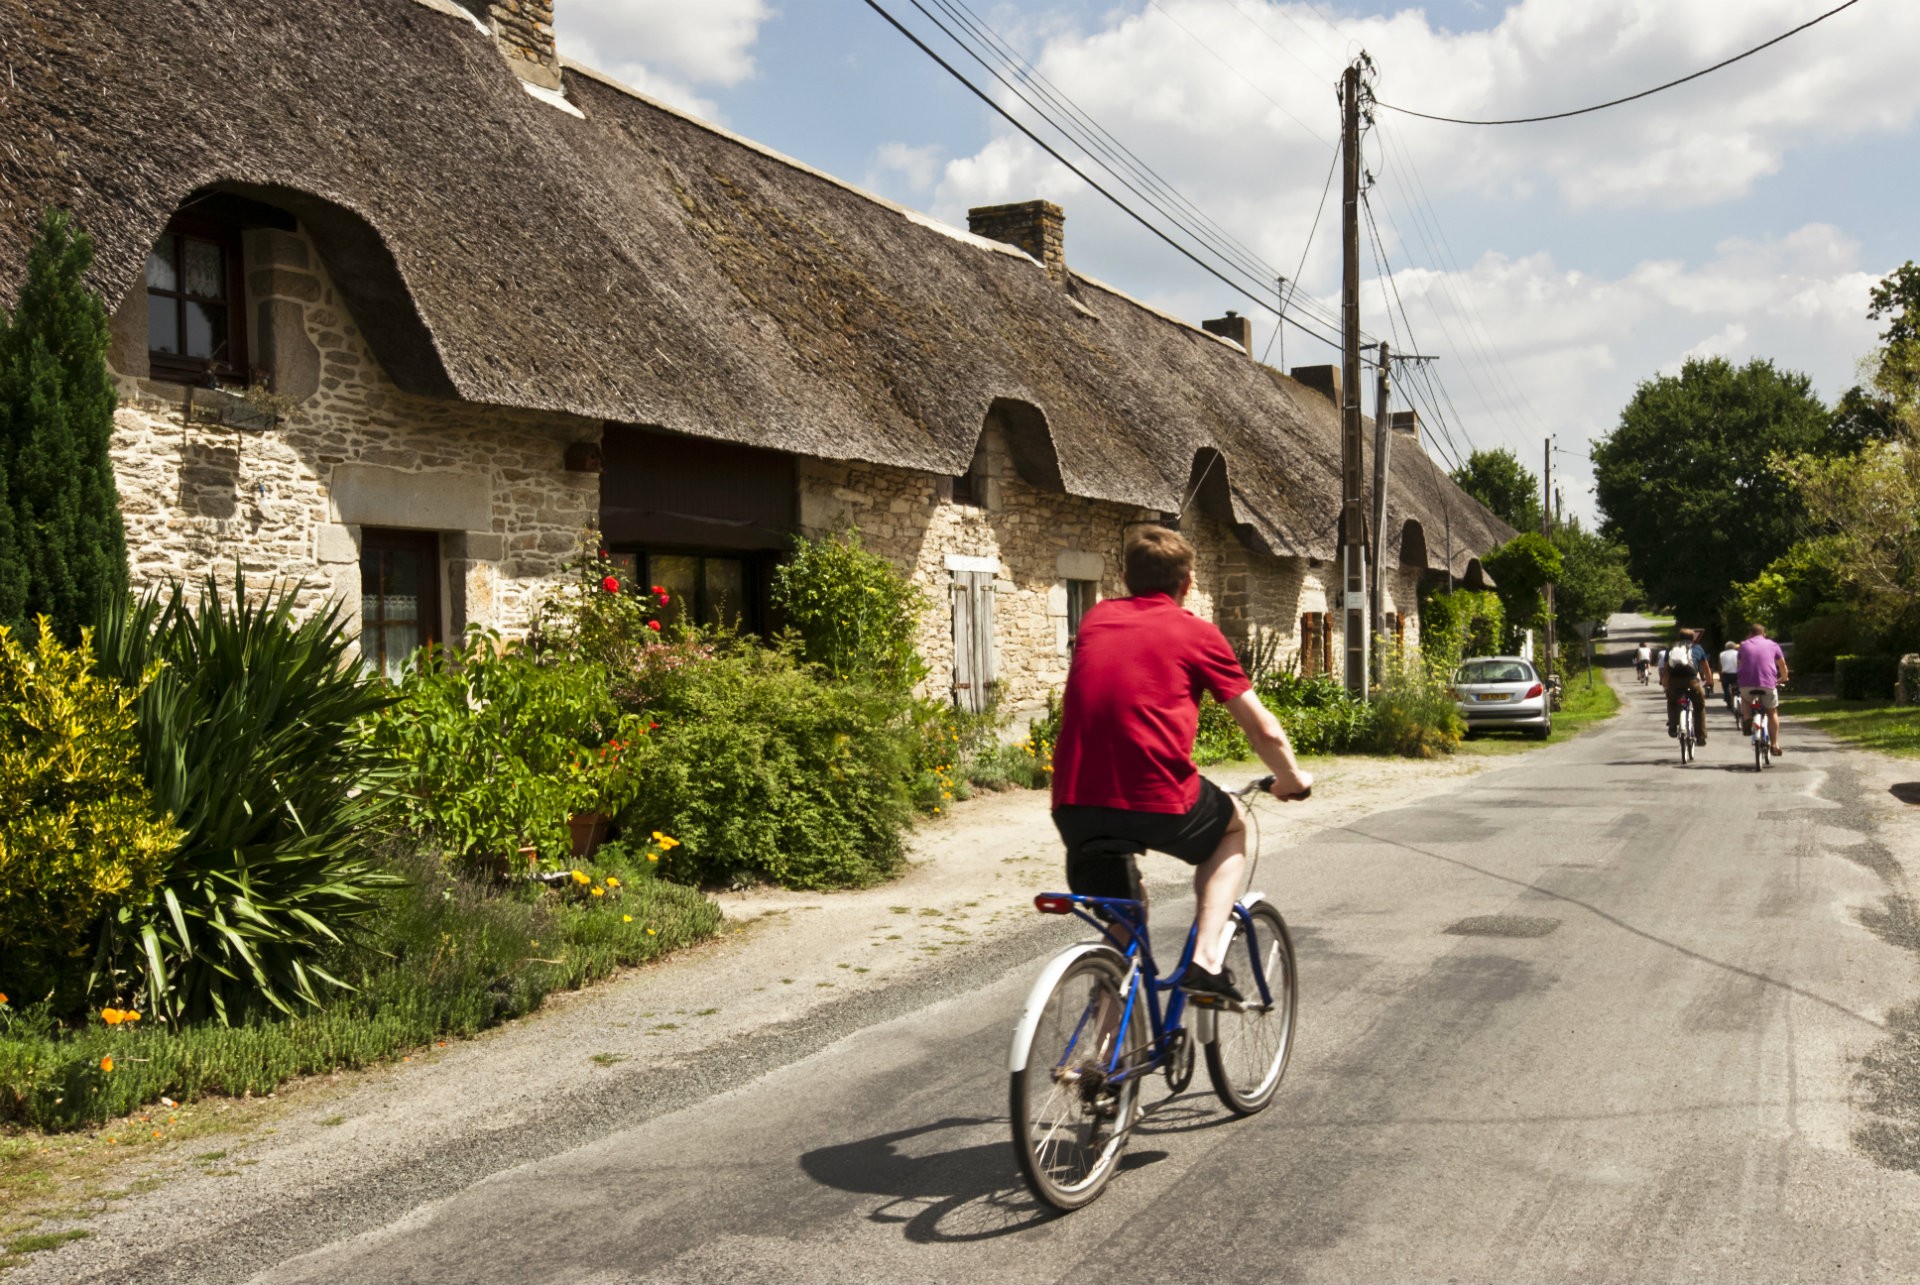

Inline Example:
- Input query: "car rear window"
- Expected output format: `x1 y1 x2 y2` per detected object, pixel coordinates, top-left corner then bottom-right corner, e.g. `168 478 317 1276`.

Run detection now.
1456 661 1533 685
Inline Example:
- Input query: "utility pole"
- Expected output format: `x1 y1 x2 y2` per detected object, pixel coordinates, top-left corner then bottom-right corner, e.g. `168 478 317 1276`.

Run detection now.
1369 340 1392 647
1276 275 1288 373
1541 436 1556 676
1339 59 1369 698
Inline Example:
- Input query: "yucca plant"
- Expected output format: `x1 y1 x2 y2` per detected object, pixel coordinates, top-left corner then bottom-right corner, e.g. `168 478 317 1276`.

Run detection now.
91 574 400 1024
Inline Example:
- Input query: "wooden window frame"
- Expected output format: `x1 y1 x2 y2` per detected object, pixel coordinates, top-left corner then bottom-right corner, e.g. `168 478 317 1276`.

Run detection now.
359 529 442 678
1065 578 1098 643
146 213 250 386
623 548 767 635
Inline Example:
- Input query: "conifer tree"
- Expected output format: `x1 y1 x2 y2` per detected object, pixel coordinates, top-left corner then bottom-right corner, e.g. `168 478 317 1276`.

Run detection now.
0 209 128 639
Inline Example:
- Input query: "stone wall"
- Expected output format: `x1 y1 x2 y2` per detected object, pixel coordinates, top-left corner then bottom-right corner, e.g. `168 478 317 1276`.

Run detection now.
106 219 599 649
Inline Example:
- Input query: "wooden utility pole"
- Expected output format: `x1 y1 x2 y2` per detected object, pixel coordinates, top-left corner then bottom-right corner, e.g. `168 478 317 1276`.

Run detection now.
1340 60 1368 698
1370 340 1391 645
1541 436 1556 675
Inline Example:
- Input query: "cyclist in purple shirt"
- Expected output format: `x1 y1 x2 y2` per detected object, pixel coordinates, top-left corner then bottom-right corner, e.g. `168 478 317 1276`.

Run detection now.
1736 623 1791 754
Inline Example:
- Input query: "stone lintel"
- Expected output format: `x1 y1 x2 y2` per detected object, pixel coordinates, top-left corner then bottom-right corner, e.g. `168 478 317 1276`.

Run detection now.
329 464 491 532
1056 550 1104 580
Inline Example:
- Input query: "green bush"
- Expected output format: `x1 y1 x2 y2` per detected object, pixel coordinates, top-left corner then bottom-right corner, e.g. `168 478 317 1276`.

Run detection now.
771 530 927 692
0 624 179 1009
1900 654 1920 706
90 575 399 1025
0 842 721 1131
368 628 649 871
1367 655 1464 757
619 642 915 889
1837 654 1901 702
1792 612 1858 675
527 536 669 708
1421 590 1506 668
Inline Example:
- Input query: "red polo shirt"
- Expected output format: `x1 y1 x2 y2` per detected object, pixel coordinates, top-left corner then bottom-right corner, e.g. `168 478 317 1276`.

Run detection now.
1051 593 1252 813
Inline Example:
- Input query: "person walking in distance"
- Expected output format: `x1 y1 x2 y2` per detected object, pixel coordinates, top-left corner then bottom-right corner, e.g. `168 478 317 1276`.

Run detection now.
1660 628 1710 745
1737 623 1791 754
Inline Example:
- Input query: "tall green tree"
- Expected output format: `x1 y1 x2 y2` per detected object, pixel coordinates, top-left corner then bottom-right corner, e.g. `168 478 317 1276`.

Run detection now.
1450 448 1542 532
1480 532 1562 634
1550 522 1636 639
1592 357 1832 623
0 209 127 639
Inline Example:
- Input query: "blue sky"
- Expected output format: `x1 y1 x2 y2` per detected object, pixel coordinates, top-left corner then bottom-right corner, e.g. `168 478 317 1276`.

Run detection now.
556 0 1920 522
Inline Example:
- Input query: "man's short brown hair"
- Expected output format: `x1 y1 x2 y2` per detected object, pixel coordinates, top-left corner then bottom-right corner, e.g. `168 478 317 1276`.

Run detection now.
1124 525 1195 597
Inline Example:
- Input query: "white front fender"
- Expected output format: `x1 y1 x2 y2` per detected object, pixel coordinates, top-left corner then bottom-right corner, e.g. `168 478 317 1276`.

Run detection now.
1008 941 1126 1073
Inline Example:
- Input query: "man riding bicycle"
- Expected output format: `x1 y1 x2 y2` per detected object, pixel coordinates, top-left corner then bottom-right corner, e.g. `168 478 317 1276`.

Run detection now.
1718 640 1740 711
1659 628 1710 745
1634 642 1652 682
1051 526 1312 1006
1737 623 1790 754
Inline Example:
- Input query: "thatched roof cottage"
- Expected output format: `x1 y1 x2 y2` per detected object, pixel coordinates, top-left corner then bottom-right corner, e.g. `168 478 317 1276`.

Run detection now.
0 0 1509 710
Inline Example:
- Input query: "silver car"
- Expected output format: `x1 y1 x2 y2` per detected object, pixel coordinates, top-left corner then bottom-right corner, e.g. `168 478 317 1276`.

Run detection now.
1452 656 1552 739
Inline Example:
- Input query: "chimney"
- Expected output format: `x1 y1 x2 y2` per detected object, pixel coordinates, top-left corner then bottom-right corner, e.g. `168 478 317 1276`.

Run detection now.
1202 311 1252 353
968 201 1067 285
1289 364 1342 409
1390 410 1421 446
458 0 561 89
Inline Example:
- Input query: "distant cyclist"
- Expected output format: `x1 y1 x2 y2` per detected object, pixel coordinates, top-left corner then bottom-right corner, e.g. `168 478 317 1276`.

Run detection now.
1634 642 1652 682
1050 526 1313 1005
1660 628 1710 745
1718 639 1740 712
1737 623 1790 754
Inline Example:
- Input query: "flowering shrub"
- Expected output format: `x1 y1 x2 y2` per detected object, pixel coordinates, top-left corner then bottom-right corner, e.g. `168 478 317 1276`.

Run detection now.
771 530 927 693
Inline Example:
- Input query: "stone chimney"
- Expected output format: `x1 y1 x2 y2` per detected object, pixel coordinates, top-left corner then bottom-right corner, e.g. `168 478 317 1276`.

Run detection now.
1202 311 1252 353
458 0 561 89
1289 364 1342 409
1390 410 1421 446
968 201 1067 285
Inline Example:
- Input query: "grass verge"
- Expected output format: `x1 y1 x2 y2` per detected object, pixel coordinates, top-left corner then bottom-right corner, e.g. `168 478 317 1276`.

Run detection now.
1776 696 1920 758
1458 671 1621 756
0 845 721 1134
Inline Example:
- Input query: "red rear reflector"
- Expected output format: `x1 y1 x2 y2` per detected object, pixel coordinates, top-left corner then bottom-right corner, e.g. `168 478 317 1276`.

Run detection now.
1034 894 1075 915
1525 683 1544 699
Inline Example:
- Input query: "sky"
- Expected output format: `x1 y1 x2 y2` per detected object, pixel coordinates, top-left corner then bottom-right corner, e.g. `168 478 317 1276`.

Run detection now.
553 0 1920 524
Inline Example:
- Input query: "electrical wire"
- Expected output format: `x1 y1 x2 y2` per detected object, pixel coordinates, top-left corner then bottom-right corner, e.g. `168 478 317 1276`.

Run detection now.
1261 143 1341 364
1375 0 1868 125
862 0 1358 350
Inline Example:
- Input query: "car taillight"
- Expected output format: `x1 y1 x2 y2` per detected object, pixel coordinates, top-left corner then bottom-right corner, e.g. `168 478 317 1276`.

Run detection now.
1034 893 1075 915
1525 683 1544 699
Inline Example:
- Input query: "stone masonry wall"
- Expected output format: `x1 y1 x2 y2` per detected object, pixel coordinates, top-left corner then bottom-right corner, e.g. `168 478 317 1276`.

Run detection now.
106 221 599 650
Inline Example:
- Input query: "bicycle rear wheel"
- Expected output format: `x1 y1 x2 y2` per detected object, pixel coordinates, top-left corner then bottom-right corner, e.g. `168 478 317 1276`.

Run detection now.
1010 951 1146 1211
1203 902 1296 1115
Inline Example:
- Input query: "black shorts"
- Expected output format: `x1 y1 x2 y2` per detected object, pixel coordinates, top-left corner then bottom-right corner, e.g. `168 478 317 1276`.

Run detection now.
1052 778 1238 902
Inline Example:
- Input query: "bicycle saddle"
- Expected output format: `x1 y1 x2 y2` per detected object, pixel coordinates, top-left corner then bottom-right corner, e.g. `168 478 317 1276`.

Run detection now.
1078 837 1146 858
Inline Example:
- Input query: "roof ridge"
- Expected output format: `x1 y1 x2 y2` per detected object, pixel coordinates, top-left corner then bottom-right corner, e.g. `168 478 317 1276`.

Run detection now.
558 56 1042 270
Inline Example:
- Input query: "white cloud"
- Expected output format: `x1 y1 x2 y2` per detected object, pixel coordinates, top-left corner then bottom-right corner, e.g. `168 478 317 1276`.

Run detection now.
556 0 773 119
865 142 945 195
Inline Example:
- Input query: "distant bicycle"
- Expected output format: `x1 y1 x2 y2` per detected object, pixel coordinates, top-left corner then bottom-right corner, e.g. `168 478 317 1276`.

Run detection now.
1745 690 1772 771
1009 777 1301 1211
1635 659 1650 685
1676 692 1696 765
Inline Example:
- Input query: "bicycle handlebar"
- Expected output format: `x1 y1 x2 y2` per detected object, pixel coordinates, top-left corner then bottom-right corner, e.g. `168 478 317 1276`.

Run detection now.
1242 775 1311 802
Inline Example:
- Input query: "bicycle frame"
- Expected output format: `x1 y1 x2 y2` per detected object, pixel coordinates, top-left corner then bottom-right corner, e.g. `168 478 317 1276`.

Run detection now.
1026 892 1276 1093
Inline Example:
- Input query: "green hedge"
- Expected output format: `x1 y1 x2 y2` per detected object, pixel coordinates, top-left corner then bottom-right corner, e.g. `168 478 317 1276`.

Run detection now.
1900 654 1920 706
1837 654 1901 703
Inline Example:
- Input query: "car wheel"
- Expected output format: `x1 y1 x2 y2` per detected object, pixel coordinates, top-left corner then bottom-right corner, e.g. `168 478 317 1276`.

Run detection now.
1531 720 1552 740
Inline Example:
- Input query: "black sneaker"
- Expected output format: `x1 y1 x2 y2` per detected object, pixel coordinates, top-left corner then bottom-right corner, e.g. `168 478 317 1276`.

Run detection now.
1179 965 1245 1006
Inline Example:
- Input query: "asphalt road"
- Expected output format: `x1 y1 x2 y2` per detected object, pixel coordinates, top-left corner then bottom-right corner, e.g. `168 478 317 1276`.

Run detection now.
261 617 1920 1283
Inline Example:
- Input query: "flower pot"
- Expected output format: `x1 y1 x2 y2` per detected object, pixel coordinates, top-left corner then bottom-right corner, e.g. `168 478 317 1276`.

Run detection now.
569 812 611 860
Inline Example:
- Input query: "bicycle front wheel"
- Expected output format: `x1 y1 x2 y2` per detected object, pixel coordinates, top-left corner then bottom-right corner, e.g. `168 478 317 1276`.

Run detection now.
1010 951 1146 1211
1204 902 1296 1115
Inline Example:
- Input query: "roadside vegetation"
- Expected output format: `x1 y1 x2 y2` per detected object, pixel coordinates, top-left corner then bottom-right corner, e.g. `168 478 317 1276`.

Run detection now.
1775 696 1920 758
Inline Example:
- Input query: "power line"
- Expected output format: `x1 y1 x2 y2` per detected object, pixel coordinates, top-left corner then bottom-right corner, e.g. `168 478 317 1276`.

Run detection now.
1261 143 1341 364
861 0 1359 350
1375 0 1867 125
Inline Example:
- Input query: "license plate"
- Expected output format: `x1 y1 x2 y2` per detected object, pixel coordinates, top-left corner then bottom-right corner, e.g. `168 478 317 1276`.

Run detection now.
1475 693 1510 702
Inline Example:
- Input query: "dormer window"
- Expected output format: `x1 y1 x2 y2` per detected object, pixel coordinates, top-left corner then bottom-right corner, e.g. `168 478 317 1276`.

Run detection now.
146 216 247 384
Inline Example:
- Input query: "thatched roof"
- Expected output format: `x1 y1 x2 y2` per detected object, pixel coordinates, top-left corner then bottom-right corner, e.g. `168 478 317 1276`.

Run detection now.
0 0 1512 574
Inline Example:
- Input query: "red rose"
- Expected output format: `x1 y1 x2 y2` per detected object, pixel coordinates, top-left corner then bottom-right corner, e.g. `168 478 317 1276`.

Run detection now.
647 619 662 631
656 592 670 605
601 576 620 594
598 548 609 560
650 721 660 730
650 584 663 594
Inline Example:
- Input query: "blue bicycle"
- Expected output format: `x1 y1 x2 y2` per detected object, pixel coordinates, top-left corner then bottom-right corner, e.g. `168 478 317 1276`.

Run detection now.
1008 778 1299 1210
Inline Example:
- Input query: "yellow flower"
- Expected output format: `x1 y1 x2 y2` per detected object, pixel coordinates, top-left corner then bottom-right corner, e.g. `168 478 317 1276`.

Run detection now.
101 1007 124 1026
100 1055 114 1073
571 869 590 885
646 929 656 936
126 1011 141 1022
605 876 620 888
647 853 658 862
623 914 633 923
591 886 605 897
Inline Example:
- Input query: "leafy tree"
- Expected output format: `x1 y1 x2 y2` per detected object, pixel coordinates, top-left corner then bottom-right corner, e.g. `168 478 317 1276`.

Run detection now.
1450 448 1542 532
1592 357 1832 623
1775 428 1920 642
1868 260 1920 348
0 210 128 640
1480 532 1562 633
1828 384 1902 454
1550 522 1636 639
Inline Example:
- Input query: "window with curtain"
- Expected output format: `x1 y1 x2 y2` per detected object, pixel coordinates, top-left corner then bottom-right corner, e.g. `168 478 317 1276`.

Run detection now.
360 530 441 682
145 216 248 384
